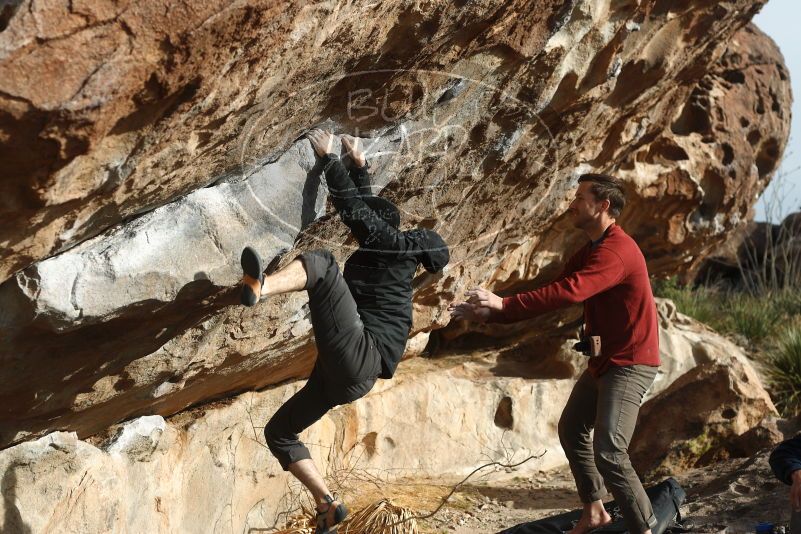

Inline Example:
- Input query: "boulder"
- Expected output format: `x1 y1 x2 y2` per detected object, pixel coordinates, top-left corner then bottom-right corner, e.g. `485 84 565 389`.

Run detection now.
631 357 778 476
0 296 765 532
695 211 801 289
0 0 791 456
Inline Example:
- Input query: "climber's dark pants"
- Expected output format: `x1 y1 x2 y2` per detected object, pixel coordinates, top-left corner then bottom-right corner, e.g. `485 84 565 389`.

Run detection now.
558 365 658 533
264 249 382 470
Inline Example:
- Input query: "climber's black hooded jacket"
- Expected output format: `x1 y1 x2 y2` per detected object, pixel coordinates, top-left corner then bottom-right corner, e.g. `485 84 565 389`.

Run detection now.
319 154 449 378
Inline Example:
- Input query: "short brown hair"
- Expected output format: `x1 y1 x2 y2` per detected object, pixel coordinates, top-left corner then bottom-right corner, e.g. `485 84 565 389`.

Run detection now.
578 173 625 217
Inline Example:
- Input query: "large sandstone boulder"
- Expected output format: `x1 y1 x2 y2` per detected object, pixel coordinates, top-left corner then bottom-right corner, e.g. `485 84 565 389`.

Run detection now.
0 299 762 532
631 357 778 477
0 0 791 455
629 301 781 479
614 23 792 278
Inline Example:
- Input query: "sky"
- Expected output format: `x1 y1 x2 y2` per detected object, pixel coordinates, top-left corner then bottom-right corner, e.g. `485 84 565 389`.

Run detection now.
753 0 799 222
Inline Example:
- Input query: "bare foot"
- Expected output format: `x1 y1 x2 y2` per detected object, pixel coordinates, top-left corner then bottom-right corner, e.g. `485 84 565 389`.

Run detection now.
567 507 612 534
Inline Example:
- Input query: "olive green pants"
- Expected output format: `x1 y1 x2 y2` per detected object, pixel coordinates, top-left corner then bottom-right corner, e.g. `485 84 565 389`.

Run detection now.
558 365 658 533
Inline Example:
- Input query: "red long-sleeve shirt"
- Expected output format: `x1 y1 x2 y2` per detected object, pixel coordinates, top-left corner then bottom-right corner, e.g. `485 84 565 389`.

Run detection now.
490 224 659 377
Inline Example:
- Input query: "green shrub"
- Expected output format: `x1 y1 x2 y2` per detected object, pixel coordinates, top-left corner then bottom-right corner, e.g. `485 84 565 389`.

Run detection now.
652 278 796 345
774 290 801 317
765 323 801 417
653 278 801 417
726 292 782 344
652 277 724 330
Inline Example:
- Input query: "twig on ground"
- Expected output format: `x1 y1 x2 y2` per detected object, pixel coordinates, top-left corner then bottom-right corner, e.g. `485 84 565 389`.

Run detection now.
388 451 546 526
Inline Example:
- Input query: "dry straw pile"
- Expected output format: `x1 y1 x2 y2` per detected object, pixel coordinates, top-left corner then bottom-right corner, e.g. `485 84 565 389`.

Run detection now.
273 499 419 534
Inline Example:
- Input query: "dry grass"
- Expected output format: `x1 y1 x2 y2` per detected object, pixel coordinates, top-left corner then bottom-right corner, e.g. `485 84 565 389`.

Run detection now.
342 499 419 533
271 499 418 534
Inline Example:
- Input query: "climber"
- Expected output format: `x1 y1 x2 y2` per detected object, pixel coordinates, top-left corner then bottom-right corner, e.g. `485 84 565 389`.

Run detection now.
448 174 660 534
238 128 449 533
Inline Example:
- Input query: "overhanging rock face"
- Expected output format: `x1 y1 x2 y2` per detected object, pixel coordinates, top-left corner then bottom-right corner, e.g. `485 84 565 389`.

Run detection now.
0 0 791 448
615 24 793 277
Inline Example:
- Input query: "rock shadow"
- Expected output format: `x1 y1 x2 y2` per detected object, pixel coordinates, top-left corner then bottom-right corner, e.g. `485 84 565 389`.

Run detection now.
301 156 327 230
489 341 576 380
468 483 579 512
0 278 239 449
3 464 32 534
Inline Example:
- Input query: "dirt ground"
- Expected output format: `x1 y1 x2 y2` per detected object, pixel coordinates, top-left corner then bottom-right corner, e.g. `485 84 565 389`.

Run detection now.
335 448 793 534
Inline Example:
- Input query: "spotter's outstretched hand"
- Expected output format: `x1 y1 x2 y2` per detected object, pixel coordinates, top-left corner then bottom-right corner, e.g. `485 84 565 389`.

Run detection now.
465 287 503 311
448 302 491 323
